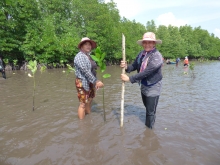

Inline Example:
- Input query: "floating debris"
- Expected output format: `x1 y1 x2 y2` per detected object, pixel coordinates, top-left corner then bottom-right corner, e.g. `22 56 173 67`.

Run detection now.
28 73 33 77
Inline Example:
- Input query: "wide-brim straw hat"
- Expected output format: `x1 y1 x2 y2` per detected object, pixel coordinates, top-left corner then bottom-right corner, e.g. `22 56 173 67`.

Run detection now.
137 32 162 45
78 37 97 49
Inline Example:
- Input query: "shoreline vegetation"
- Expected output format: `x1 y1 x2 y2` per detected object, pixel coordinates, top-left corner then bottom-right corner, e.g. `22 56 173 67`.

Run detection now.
1 0 220 67
3 57 219 71
3 60 121 71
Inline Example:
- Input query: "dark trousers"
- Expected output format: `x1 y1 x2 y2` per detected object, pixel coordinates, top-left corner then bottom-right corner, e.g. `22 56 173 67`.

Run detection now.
141 93 159 129
0 69 6 79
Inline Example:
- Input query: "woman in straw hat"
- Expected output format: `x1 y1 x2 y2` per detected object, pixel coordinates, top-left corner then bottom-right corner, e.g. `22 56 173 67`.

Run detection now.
120 32 163 129
74 37 104 119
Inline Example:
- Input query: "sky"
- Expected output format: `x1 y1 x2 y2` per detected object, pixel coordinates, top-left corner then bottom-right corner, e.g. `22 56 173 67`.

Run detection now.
105 0 220 38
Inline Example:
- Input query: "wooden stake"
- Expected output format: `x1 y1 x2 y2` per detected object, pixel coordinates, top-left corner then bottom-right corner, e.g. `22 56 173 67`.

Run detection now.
120 34 126 127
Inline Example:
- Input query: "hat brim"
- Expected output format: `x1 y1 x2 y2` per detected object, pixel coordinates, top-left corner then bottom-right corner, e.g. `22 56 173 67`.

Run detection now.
78 40 97 49
137 39 162 45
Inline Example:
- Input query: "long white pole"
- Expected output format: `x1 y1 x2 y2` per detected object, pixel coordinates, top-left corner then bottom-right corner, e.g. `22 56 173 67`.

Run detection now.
120 34 126 127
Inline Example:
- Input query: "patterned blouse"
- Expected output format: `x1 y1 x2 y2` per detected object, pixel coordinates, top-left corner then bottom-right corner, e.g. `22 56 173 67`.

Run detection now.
74 51 97 91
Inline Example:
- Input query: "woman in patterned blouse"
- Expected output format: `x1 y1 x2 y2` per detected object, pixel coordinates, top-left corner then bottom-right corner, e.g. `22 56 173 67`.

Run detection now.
74 37 104 119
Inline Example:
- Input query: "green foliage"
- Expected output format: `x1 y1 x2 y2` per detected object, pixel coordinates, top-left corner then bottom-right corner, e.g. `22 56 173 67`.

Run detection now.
27 60 38 111
3 59 9 65
1 0 220 64
189 62 195 78
91 46 111 121
91 47 111 78
13 59 18 66
40 65 47 74
103 74 111 78
66 64 75 74
60 60 64 68
189 62 195 70
146 20 156 33
27 60 37 76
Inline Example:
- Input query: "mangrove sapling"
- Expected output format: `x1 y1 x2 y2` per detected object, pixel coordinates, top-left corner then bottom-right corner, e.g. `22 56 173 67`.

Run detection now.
12 59 18 74
3 58 9 67
13 59 18 70
189 62 195 78
40 65 47 74
91 47 111 121
60 60 65 72
27 60 37 111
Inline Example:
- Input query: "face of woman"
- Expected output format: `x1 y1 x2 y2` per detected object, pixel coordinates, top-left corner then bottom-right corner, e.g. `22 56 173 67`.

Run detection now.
81 41 92 53
142 41 156 52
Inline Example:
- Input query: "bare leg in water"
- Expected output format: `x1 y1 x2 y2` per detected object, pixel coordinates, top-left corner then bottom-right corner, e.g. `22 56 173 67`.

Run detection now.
78 98 93 119
78 102 86 119
85 98 93 114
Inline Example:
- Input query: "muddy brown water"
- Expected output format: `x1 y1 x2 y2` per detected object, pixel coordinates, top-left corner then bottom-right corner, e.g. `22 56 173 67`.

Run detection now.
0 61 220 165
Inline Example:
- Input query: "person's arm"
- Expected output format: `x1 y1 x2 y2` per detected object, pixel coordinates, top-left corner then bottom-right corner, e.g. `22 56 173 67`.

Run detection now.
74 55 97 84
129 53 163 83
126 51 143 73
126 58 138 73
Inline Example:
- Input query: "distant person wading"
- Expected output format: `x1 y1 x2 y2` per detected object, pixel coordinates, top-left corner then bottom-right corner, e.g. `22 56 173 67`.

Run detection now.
184 56 189 66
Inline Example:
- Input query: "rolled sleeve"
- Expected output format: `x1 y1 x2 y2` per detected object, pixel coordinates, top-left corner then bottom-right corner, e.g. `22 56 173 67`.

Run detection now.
126 56 139 73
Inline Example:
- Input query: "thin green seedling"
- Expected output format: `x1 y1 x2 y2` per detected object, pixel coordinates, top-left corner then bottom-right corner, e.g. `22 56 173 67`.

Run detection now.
13 59 18 71
60 60 65 70
91 47 111 121
189 62 195 78
27 60 38 111
40 65 47 74
3 58 9 65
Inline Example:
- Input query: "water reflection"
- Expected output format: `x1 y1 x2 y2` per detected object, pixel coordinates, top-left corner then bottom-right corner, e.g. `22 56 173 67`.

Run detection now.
1 62 220 165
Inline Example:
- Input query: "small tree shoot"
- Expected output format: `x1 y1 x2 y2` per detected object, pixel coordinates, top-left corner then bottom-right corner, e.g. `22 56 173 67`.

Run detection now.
27 60 37 111
189 62 195 78
91 47 111 121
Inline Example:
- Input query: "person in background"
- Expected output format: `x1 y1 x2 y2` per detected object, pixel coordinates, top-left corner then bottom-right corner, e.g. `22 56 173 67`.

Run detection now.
166 59 171 64
176 57 180 67
0 54 6 79
120 32 163 129
184 56 189 66
74 37 104 119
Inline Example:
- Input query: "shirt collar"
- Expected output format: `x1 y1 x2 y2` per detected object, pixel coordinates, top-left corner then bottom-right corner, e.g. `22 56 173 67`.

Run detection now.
142 47 156 56
80 50 90 56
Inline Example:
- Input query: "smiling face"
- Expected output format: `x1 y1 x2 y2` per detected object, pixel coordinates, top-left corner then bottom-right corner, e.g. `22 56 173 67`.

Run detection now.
142 41 156 52
80 41 92 53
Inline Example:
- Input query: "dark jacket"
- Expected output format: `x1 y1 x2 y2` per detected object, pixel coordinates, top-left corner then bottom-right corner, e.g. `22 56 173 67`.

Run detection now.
126 49 163 86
